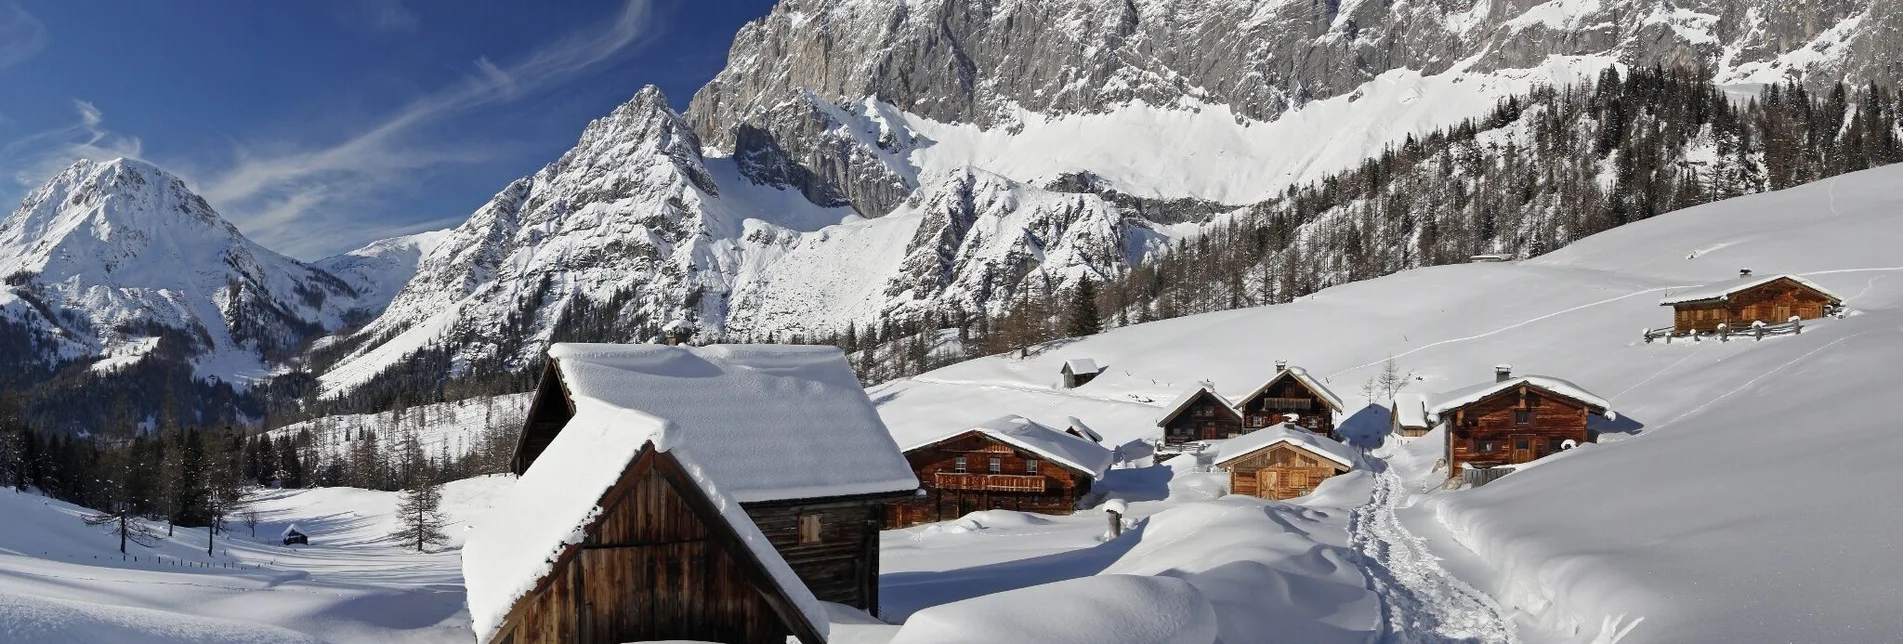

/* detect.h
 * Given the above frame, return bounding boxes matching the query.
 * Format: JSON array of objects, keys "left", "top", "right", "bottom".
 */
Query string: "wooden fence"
[{"left": 1643, "top": 316, "right": 1808, "bottom": 343}]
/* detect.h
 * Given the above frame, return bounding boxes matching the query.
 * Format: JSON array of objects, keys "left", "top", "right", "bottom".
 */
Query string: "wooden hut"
[
  {"left": 887, "top": 415, "right": 1114, "bottom": 528},
  {"left": 1155, "top": 385, "right": 1244, "bottom": 445},
  {"left": 472, "top": 343, "right": 919, "bottom": 644},
  {"left": 1061, "top": 358, "right": 1102, "bottom": 388},
  {"left": 1233, "top": 362, "right": 1345, "bottom": 438},
  {"left": 1214, "top": 424, "right": 1357, "bottom": 500},
  {"left": 281, "top": 525, "right": 308, "bottom": 546},
  {"left": 1659, "top": 271, "right": 1842, "bottom": 334},
  {"left": 1390, "top": 393, "right": 1431, "bottom": 438},
  {"left": 1430, "top": 366, "right": 1613, "bottom": 479}
]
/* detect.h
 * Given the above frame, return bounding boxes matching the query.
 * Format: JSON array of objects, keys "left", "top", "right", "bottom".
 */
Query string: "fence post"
[
  {"left": 1717, "top": 323, "right": 1729, "bottom": 341},
  {"left": 1791, "top": 316, "right": 1802, "bottom": 334}
]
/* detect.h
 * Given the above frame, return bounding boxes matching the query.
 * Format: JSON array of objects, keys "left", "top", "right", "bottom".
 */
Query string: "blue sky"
[{"left": 0, "top": 0, "right": 776, "bottom": 259}]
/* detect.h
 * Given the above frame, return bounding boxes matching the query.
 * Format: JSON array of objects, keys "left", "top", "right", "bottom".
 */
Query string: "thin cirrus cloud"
[
  {"left": 0, "top": 2, "right": 48, "bottom": 69},
  {"left": 0, "top": 100, "right": 145, "bottom": 192},
  {"left": 338, "top": 0, "right": 422, "bottom": 35}
]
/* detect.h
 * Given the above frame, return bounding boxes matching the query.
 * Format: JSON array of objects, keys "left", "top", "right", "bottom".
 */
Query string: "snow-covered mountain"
[
  {"left": 0, "top": 158, "right": 361, "bottom": 381},
  {"left": 315, "top": 0, "right": 1902, "bottom": 396},
  {"left": 312, "top": 229, "right": 452, "bottom": 319}
]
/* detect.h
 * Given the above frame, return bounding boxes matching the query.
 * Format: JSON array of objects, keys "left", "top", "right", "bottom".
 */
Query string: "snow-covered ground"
[{"left": 267, "top": 393, "right": 530, "bottom": 466}]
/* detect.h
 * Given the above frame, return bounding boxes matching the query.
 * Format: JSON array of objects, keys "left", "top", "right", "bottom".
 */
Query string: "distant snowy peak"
[
  {"left": 0, "top": 158, "right": 358, "bottom": 378},
  {"left": 313, "top": 229, "right": 453, "bottom": 316}
]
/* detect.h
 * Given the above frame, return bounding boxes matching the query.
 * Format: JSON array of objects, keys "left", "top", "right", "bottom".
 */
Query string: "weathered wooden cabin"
[
  {"left": 281, "top": 525, "right": 308, "bottom": 546},
  {"left": 472, "top": 343, "right": 919, "bottom": 644},
  {"left": 1061, "top": 358, "right": 1102, "bottom": 388},
  {"left": 1429, "top": 366, "right": 1613, "bottom": 478},
  {"left": 1156, "top": 385, "right": 1244, "bottom": 445},
  {"left": 1659, "top": 270, "right": 1842, "bottom": 334},
  {"left": 1233, "top": 362, "right": 1345, "bottom": 438},
  {"left": 1390, "top": 393, "right": 1431, "bottom": 438},
  {"left": 1214, "top": 424, "right": 1357, "bottom": 500},
  {"left": 887, "top": 415, "right": 1114, "bottom": 528}
]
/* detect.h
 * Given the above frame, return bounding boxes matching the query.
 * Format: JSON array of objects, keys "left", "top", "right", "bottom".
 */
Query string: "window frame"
[
  {"left": 988, "top": 457, "right": 1002, "bottom": 474},
  {"left": 1513, "top": 409, "right": 1532, "bottom": 425},
  {"left": 952, "top": 455, "right": 967, "bottom": 473},
  {"left": 1025, "top": 459, "right": 1039, "bottom": 475}
]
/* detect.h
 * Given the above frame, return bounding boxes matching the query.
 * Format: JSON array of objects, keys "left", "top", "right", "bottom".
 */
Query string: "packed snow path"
[{"left": 1351, "top": 465, "right": 1517, "bottom": 644}]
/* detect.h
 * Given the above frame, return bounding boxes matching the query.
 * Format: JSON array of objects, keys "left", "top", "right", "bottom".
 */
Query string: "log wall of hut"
[
  {"left": 1222, "top": 444, "right": 1350, "bottom": 500},
  {"left": 1671, "top": 279, "right": 1837, "bottom": 333},
  {"left": 490, "top": 450, "right": 820, "bottom": 644},
  {"left": 1160, "top": 392, "right": 1244, "bottom": 445},
  {"left": 1443, "top": 385, "right": 1596, "bottom": 477},
  {"left": 740, "top": 497, "right": 885, "bottom": 613},
  {"left": 886, "top": 432, "right": 1093, "bottom": 528},
  {"left": 1236, "top": 379, "right": 1338, "bottom": 438}
]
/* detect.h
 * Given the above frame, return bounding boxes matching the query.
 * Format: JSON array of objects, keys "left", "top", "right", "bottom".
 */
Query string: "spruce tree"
[
  {"left": 1067, "top": 278, "right": 1102, "bottom": 337},
  {"left": 390, "top": 480, "right": 449, "bottom": 553}
]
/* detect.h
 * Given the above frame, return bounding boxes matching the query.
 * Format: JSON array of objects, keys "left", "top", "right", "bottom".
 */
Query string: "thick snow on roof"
[
  {"left": 280, "top": 524, "right": 302, "bottom": 538},
  {"left": 1658, "top": 274, "right": 1842, "bottom": 305},
  {"left": 1214, "top": 424, "right": 1358, "bottom": 469},
  {"left": 1392, "top": 393, "right": 1430, "bottom": 428},
  {"left": 546, "top": 343, "right": 917, "bottom": 503},
  {"left": 1155, "top": 386, "right": 1238, "bottom": 426},
  {"left": 462, "top": 396, "right": 829, "bottom": 644},
  {"left": 1063, "top": 358, "right": 1099, "bottom": 374},
  {"left": 891, "top": 574, "right": 1217, "bottom": 644},
  {"left": 908, "top": 415, "right": 1114, "bottom": 479},
  {"left": 1239, "top": 366, "right": 1346, "bottom": 412},
  {"left": 1426, "top": 375, "right": 1614, "bottom": 421},
  {"left": 1065, "top": 416, "right": 1104, "bottom": 443}
]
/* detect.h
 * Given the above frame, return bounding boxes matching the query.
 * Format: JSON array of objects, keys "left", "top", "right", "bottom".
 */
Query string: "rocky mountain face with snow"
[
  {"left": 311, "top": 0, "right": 1903, "bottom": 398},
  {"left": 0, "top": 159, "right": 362, "bottom": 378},
  {"left": 312, "top": 229, "right": 451, "bottom": 320}
]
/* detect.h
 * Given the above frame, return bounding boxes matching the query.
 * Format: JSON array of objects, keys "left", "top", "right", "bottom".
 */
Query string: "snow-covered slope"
[
  {"left": 0, "top": 158, "right": 361, "bottom": 380},
  {"left": 313, "top": 229, "right": 452, "bottom": 317},
  {"left": 868, "top": 163, "right": 1903, "bottom": 642}
]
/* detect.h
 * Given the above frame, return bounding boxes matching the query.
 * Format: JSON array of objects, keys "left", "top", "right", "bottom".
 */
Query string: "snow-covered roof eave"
[
  {"left": 1238, "top": 367, "right": 1346, "bottom": 412},
  {"left": 1425, "top": 376, "right": 1614, "bottom": 421},
  {"left": 1154, "top": 386, "right": 1240, "bottom": 426},
  {"left": 1214, "top": 426, "right": 1357, "bottom": 469},
  {"left": 904, "top": 417, "right": 1114, "bottom": 479},
  {"left": 1657, "top": 274, "right": 1843, "bottom": 306}
]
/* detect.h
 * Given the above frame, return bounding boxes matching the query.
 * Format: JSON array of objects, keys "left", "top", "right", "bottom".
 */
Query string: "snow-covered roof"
[
  {"left": 1237, "top": 366, "right": 1346, "bottom": 412},
  {"left": 1154, "top": 386, "right": 1240, "bottom": 426},
  {"left": 1426, "top": 375, "right": 1614, "bottom": 421},
  {"left": 1658, "top": 274, "right": 1842, "bottom": 306},
  {"left": 543, "top": 343, "right": 917, "bottom": 503},
  {"left": 1065, "top": 416, "right": 1104, "bottom": 443},
  {"left": 1063, "top": 358, "right": 1100, "bottom": 374},
  {"left": 1213, "top": 424, "right": 1358, "bottom": 469},
  {"left": 907, "top": 415, "right": 1114, "bottom": 479},
  {"left": 1392, "top": 393, "right": 1430, "bottom": 429},
  {"left": 281, "top": 524, "right": 302, "bottom": 538},
  {"left": 463, "top": 396, "right": 829, "bottom": 644}
]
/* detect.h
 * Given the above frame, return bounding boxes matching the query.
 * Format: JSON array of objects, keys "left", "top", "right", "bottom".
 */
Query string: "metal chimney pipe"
[
  {"left": 1740, "top": 268, "right": 1753, "bottom": 279},
  {"left": 1275, "top": 360, "right": 1288, "bottom": 372},
  {"left": 1495, "top": 364, "right": 1513, "bottom": 382}
]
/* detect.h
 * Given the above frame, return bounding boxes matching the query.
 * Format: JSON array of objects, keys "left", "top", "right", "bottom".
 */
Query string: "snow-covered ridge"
[{"left": 313, "top": 228, "right": 453, "bottom": 317}]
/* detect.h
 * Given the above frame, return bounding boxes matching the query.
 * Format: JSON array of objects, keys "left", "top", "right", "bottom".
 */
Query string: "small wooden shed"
[
  {"left": 1430, "top": 367, "right": 1613, "bottom": 479},
  {"left": 1659, "top": 271, "right": 1842, "bottom": 334},
  {"left": 475, "top": 343, "right": 919, "bottom": 644},
  {"left": 888, "top": 415, "right": 1114, "bottom": 528},
  {"left": 281, "top": 525, "right": 308, "bottom": 546},
  {"left": 1061, "top": 358, "right": 1102, "bottom": 388},
  {"left": 1233, "top": 362, "right": 1346, "bottom": 438},
  {"left": 1214, "top": 425, "right": 1357, "bottom": 500},
  {"left": 1390, "top": 393, "right": 1431, "bottom": 438},
  {"left": 1155, "top": 385, "right": 1244, "bottom": 445}
]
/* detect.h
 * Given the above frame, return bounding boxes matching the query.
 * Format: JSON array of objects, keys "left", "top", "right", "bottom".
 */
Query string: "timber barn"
[
  {"left": 887, "top": 415, "right": 1114, "bottom": 528},
  {"left": 468, "top": 343, "right": 919, "bottom": 644},
  {"left": 1214, "top": 424, "right": 1357, "bottom": 500},
  {"left": 1156, "top": 385, "right": 1245, "bottom": 445},
  {"left": 1061, "top": 358, "right": 1102, "bottom": 388},
  {"left": 1391, "top": 393, "right": 1431, "bottom": 438},
  {"left": 1233, "top": 361, "right": 1345, "bottom": 439},
  {"left": 1659, "top": 270, "right": 1842, "bottom": 334},
  {"left": 1430, "top": 366, "right": 1613, "bottom": 478}
]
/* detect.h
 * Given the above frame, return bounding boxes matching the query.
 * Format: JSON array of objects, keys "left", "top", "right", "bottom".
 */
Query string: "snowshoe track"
[{"left": 1351, "top": 466, "right": 1517, "bottom": 644}]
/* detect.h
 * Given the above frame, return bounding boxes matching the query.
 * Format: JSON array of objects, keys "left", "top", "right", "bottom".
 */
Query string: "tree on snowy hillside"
[
  {"left": 390, "top": 480, "right": 449, "bottom": 552},
  {"left": 1067, "top": 278, "right": 1103, "bottom": 337}
]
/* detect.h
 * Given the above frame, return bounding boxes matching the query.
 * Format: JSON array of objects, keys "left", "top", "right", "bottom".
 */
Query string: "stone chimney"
[
  {"left": 1495, "top": 364, "right": 1513, "bottom": 383},
  {"left": 1274, "top": 360, "right": 1288, "bottom": 373},
  {"left": 1740, "top": 268, "right": 1753, "bottom": 279}
]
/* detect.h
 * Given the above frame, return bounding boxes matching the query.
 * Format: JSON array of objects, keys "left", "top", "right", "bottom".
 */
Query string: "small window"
[
  {"left": 1194, "top": 405, "right": 1212, "bottom": 418},
  {"left": 1514, "top": 438, "right": 1529, "bottom": 450},
  {"left": 1548, "top": 438, "right": 1567, "bottom": 452},
  {"left": 1025, "top": 459, "right": 1039, "bottom": 475},
  {"left": 798, "top": 514, "right": 822, "bottom": 545},
  {"left": 1513, "top": 409, "right": 1532, "bottom": 425},
  {"left": 988, "top": 457, "right": 1002, "bottom": 474},
  {"left": 953, "top": 456, "right": 967, "bottom": 472}
]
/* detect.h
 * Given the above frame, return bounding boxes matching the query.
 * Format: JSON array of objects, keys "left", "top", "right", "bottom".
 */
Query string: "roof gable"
[
  {"left": 1236, "top": 367, "right": 1346, "bottom": 412},
  {"left": 1427, "top": 375, "right": 1613, "bottom": 421},
  {"left": 1391, "top": 393, "right": 1430, "bottom": 428},
  {"left": 1659, "top": 274, "right": 1843, "bottom": 306},
  {"left": 519, "top": 343, "right": 917, "bottom": 503},
  {"left": 1214, "top": 425, "right": 1358, "bottom": 469},
  {"left": 1155, "top": 386, "right": 1242, "bottom": 426},
  {"left": 1063, "top": 358, "right": 1099, "bottom": 375},
  {"left": 906, "top": 416, "right": 1114, "bottom": 479}
]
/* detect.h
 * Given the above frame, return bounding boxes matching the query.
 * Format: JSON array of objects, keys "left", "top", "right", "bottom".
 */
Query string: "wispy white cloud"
[
  {"left": 0, "top": 2, "right": 48, "bottom": 69},
  {"left": 191, "top": 0, "right": 657, "bottom": 257},
  {"left": 335, "top": 0, "right": 420, "bottom": 35},
  {"left": 0, "top": 99, "right": 145, "bottom": 192}
]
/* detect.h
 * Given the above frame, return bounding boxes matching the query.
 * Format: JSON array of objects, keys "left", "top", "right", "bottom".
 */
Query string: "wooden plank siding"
[
  {"left": 490, "top": 449, "right": 823, "bottom": 644},
  {"left": 742, "top": 499, "right": 885, "bottom": 613},
  {"left": 1235, "top": 378, "right": 1338, "bottom": 439},
  {"left": 886, "top": 431, "right": 1095, "bottom": 528},
  {"left": 1443, "top": 384, "right": 1596, "bottom": 477},
  {"left": 1222, "top": 444, "right": 1350, "bottom": 500},
  {"left": 1670, "top": 278, "right": 1838, "bottom": 334},
  {"left": 1160, "top": 390, "right": 1245, "bottom": 445}
]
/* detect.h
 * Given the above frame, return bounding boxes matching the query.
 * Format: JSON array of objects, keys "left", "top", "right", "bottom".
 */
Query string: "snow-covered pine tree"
[{"left": 1067, "top": 278, "right": 1102, "bottom": 337}]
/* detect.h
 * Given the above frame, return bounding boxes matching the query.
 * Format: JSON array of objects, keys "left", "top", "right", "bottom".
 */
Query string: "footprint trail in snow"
[{"left": 1350, "top": 466, "right": 1517, "bottom": 644}]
